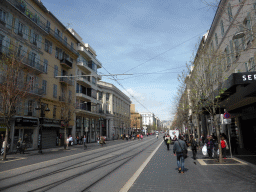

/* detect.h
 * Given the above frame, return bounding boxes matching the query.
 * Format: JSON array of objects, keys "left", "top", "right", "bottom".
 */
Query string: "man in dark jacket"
[
  {"left": 173, "top": 135, "right": 187, "bottom": 174},
  {"left": 190, "top": 135, "right": 197, "bottom": 160}
]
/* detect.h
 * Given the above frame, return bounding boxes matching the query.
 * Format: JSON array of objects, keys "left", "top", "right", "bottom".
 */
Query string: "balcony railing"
[
  {"left": 60, "top": 76, "right": 73, "bottom": 86},
  {"left": 0, "top": 44, "right": 45, "bottom": 74},
  {"left": 60, "top": 59, "right": 72, "bottom": 69},
  {"left": 6, "top": 0, "right": 48, "bottom": 33},
  {"left": 48, "top": 28, "right": 79, "bottom": 56},
  {"left": 76, "top": 104, "right": 91, "bottom": 112},
  {"left": 28, "top": 87, "right": 44, "bottom": 96}
]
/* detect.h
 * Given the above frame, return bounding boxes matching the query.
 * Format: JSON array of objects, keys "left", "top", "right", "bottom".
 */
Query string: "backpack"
[{"left": 191, "top": 139, "right": 197, "bottom": 149}]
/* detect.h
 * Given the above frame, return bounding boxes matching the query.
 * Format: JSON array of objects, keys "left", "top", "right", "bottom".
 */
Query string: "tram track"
[
  {"left": 0, "top": 138, "right": 152, "bottom": 181},
  {"left": 0, "top": 138, "right": 159, "bottom": 192}
]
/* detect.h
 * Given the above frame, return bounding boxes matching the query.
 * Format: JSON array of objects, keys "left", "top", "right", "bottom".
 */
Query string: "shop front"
[
  {"left": 220, "top": 72, "right": 256, "bottom": 152},
  {"left": 40, "top": 118, "right": 60, "bottom": 148},
  {"left": 14, "top": 117, "right": 39, "bottom": 150}
]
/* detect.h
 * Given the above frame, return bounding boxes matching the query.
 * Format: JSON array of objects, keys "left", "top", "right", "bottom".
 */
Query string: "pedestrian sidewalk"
[
  {"left": 128, "top": 142, "right": 256, "bottom": 192},
  {"left": 2, "top": 139, "right": 127, "bottom": 159}
]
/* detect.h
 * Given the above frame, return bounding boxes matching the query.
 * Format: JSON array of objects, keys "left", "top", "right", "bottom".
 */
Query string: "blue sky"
[{"left": 42, "top": 0, "right": 217, "bottom": 121}]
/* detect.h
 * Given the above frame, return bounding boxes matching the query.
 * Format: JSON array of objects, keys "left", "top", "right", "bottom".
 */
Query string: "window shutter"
[
  {"left": 24, "top": 25, "right": 29, "bottom": 40},
  {"left": 49, "top": 42, "right": 52, "bottom": 54},
  {"left": 22, "top": 46, "right": 28, "bottom": 58},
  {"left": 3, "top": 36, "right": 10, "bottom": 54},
  {"left": 44, "top": 59, "right": 48, "bottom": 73},
  {"left": 7, "top": 13, "right": 13, "bottom": 30},
  {"left": 24, "top": 100, "right": 28, "bottom": 116},
  {"left": 30, "top": 29, "right": 34, "bottom": 43},
  {"left": 32, "top": 101, "right": 36, "bottom": 116},
  {"left": 14, "top": 18, "right": 19, "bottom": 34},
  {"left": 37, "top": 35, "right": 42, "bottom": 49}
]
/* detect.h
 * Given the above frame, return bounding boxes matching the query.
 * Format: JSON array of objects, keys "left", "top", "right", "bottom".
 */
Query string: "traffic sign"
[{"left": 224, "top": 112, "right": 231, "bottom": 119}]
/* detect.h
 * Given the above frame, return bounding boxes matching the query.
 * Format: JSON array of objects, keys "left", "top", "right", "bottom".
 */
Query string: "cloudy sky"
[{"left": 42, "top": 0, "right": 217, "bottom": 121}]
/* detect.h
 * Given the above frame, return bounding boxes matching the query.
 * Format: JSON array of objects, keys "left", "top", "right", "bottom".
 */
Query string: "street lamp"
[{"left": 36, "top": 103, "right": 50, "bottom": 154}]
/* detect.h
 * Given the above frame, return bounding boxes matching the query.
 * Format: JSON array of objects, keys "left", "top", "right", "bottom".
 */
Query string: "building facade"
[
  {"left": 130, "top": 104, "right": 142, "bottom": 134},
  {"left": 179, "top": 0, "right": 256, "bottom": 152},
  {"left": 0, "top": 0, "right": 80, "bottom": 150},
  {"left": 97, "top": 81, "right": 131, "bottom": 139}
]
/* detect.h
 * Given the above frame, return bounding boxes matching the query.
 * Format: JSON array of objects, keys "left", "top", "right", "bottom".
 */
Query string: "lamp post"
[{"left": 36, "top": 103, "right": 50, "bottom": 154}]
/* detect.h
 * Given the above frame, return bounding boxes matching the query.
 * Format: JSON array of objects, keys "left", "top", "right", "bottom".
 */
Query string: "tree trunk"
[
  {"left": 64, "top": 127, "right": 67, "bottom": 149},
  {"left": 196, "top": 114, "right": 201, "bottom": 141},
  {"left": 216, "top": 123, "right": 223, "bottom": 163}
]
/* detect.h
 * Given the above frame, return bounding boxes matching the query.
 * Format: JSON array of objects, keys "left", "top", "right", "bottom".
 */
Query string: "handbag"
[
  {"left": 177, "top": 140, "right": 187, "bottom": 159},
  {"left": 202, "top": 144, "right": 207, "bottom": 156},
  {"left": 167, "top": 139, "right": 171, "bottom": 144}
]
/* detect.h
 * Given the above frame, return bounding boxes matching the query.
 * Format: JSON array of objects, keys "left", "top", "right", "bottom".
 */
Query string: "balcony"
[
  {"left": 0, "top": 17, "right": 6, "bottom": 26},
  {"left": 77, "top": 45, "right": 102, "bottom": 68},
  {"left": 5, "top": 0, "right": 48, "bottom": 34},
  {"left": 28, "top": 87, "right": 44, "bottom": 96},
  {"left": 59, "top": 76, "right": 73, "bottom": 86},
  {"left": 60, "top": 59, "right": 72, "bottom": 69},
  {"left": 59, "top": 96, "right": 65, "bottom": 102},
  {"left": 48, "top": 28, "right": 79, "bottom": 56},
  {"left": 0, "top": 44, "right": 45, "bottom": 74}
]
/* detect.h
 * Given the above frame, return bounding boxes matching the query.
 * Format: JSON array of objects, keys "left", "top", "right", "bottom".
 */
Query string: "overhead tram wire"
[
  {"left": 122, "top": 30, "right": 208, "bottom": 74},
  {"left": 100, "top": 65, "right": 153, "bottom": 114}
]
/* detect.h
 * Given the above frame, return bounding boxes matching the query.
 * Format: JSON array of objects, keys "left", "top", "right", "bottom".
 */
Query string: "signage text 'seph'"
[{"left": 242, "top": 74, "right": 256, "bottom": 81}]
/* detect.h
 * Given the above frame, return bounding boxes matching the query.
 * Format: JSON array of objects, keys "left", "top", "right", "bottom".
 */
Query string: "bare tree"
[{"left": 0, "top": 52, "right": 32, "bottom": 160}]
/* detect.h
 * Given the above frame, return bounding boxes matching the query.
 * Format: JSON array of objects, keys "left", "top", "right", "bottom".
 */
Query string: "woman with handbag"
[{"left": 165, "top": 134, "right": 171, "bottom": 150}]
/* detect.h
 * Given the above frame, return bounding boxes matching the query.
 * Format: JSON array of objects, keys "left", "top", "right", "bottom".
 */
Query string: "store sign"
[
  {"left": 242, "top": 74, "right": 256, "bottom": 81},
  {"left": 41, "top": 118, "right": 60, "bottom": 125},
  {"left": 15, "top": 117, "right": 38, "bottom": 127}
]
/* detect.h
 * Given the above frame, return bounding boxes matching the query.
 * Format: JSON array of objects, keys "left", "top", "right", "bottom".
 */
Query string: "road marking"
[{"left": 119, "top": 140, "right": 164, "bottom": 192}]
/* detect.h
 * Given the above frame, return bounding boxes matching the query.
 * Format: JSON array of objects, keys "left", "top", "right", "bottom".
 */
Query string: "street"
[
  {"left": 1, "top": 135, "right": 256, "bottom": 192},
  {"left": 0, "top": 136, "right": 161, "bottom": 192}
]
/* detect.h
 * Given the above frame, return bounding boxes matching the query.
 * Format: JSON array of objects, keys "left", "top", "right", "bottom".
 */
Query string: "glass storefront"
[{"left": 14, "top": 128, "right": 34, "bottom": 148}]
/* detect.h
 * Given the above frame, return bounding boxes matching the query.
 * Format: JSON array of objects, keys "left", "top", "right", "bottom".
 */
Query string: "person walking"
[
  {"left": 165, "top": 134, "right": 171, "bottom": 150},
  {"left": 140, "top": 134, "right": 143, "bottom": 141},
  {"left": 205, "top": 136, "right": 214, "bottom": 158},
  {"left": 190, "top": 135, "right": 197, "bottom": 160},
  {"left": 83, "top": 135, "right": 87, "bottom": 150},
  {"left": 221, "top": 136, "right": 228, "bottom": 159},
  {"left": 173, "top": 135, "right": 187, "bottom": 174}
]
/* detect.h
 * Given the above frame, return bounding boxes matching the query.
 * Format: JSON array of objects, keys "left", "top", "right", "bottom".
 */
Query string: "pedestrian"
[
  {"left": 126, "top": 134, "right": 129, "bottom": 141},
  {"left": 66, "top": 136, "right": 69, "bottom": 149},
  {"left": 173, "top": 135, "right": 187, "bottom": 174},
  {"left": 137, "top": 134, "right": 140, "bottom": 140},
  {"left": 112, "top": 133, "right": 115, "bottom": 140},
  {"left": 190, "top": 135, "right": 197, "bottom": 160},
  {"left": 205, "top": 136, "right": 214, "bottom": 158},
  {"left": 97, "top": 135, "right": 100, "bottom": 145},
  {"left": 165, "top": 134, "right": 171, "bottom": 150},
  {"left": 221, "top": 136, "right": 228, "bottom": 159},
  {"left": 83, "top": 135, "right": 87, "bottom": 149},
  {"left": 140, "top": 134, "right": 143, "bottom": 141},
  {"left": 163, "top": 133, "right": 167, "bottom": 145},
  {"left": 231, "top": 136, "right": 238, "bottom": 155}
]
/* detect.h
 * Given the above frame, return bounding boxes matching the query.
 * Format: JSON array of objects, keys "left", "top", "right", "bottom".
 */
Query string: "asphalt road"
[{"left": 0, "top": 135, "right": 162, "bottom": 192}]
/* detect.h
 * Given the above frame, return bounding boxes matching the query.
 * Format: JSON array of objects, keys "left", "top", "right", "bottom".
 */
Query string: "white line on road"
[{"left": 119, "top": 140, "right": 164, "bottom": 192}]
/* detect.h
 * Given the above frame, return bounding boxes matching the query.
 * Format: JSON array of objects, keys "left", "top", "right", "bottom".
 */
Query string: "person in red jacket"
[{"left": 221, "top": 136, "right": 227, "bottom": 159}]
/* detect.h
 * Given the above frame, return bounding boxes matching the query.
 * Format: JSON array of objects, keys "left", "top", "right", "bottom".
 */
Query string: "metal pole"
[{"left": 228, "top": 124, "right": 232, "bottom": 158}]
